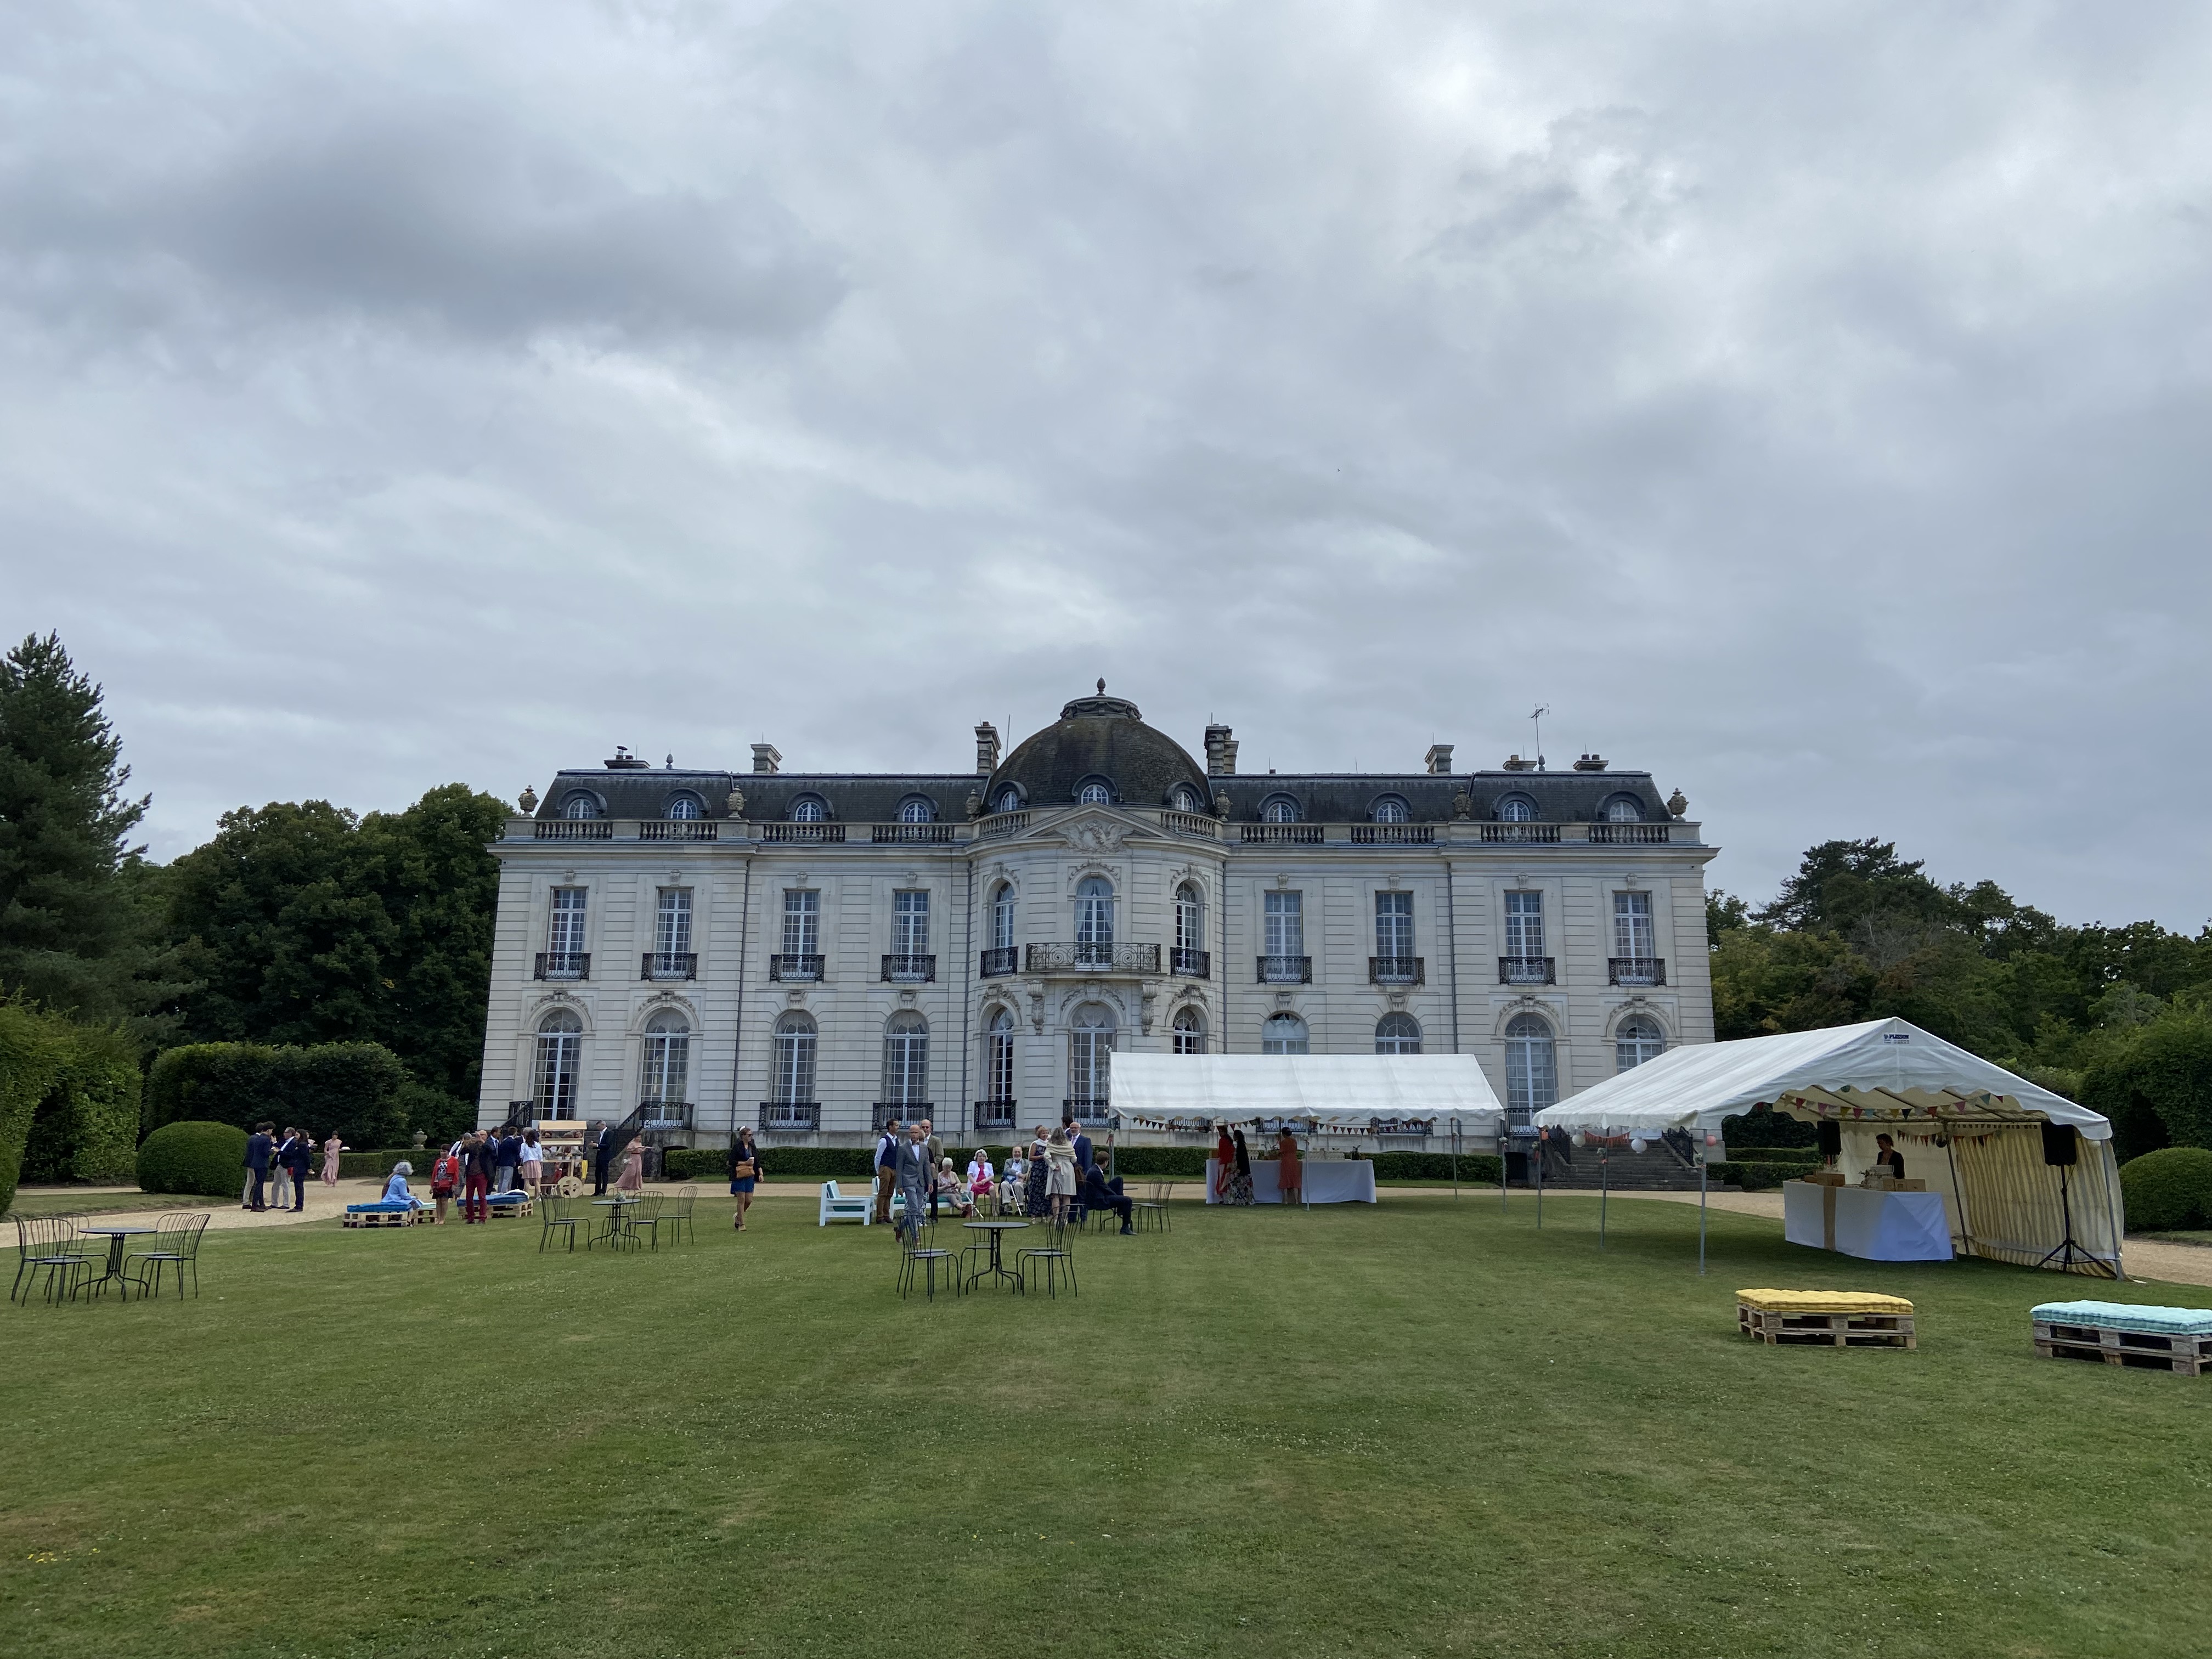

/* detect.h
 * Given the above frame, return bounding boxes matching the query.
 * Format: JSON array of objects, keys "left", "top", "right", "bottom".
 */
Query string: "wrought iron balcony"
[
  {"left": 758, "top": 1101, "right": 820, "bottom": 1131},
  {"left": 1257, "top": 954, "right": 1312, "bottom": 984},
  {"left": 1170, "top": 946, "right": 1210, "bottom": 979},
  {"left": 1370, "top": 955, "right": 1424, "bottom": 985},
  {"left": 973, "top": 1098, "right": 1018, "bottom": 1130},
  {"left": 640, "top": 952, "right": 696, "bottom": 981},
  {"left": 534, "top": 951, "right": 590, "bottom": 981},
  {"left": 1589, "top": 822, "right": 1668, "bottom": 844},
  {"left": 979, "top": 946, "right": 1020, "bottom": 979},
  {"left": 1482, "top": 822, "right": 1560, "bottom": 844},
  {"left": 871, "top": 822, "right": 956, "bottom": 844},
  {"left": 1499, "top": 956, "right": 1555, "bottom": 985},
  {"left": 1025, "top": 942, "right": 1160, "bottom": 975},
  {"left": 637, "top": 1100, "right": 693, "bottom": 1131},
  {"left": 1062, "top": 1097, "right": 1113, "bottom": 1124},
  {"left": 874, "top": 1101, "right": 933, "bottom": 1131},
  {"left": 641, "top": 820, "right": 718, "bottom": 842},
  {"left": 768, "top": 954, "right": 823, "bottom": 982},
  {"left": 882, "top": 953, "right": 936, "bottom": 983},
  {"left": 534, "top": 819, "right": 612, "bottom": 840},
  {"left": 978, "top": 811, "right": 1029, "bottom": 839},
  {"left": 1160, "top": 810, "right": 1221, "bottom": 839},
  {"left": 1352, "top": 823, "right": 1435, "bottom": 844},
  {"left": 761, "top": 822, "right": 845, "bottom": 843},
  {"left": 1241, "top": 823, "right": 1322, "bottom": 845},
  {"left": 1609, "top": 957, "right": 1667, "bottom": 987}
]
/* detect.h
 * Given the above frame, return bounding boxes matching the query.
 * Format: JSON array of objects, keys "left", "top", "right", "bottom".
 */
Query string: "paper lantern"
[
  {"left": 1704, "top": 1131, "right": 1720, "bottom": 1147},
  {"left": 1628, "top": 1136, "right": 1647, "bottom": 1154},
  {"left": 1572, "top": 1130, "right": 1588, "bottom": 1148}
]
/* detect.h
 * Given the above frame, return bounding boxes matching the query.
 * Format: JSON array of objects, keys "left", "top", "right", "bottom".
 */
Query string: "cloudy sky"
[{"left": 5, "top": 1, "right": 2207, "bottom": 927}]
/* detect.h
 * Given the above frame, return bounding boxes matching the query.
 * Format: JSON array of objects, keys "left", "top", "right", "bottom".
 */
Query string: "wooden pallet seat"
[
  {"left": 2032, "top": 1300, "right": 2212, "bottom": 1376},
  {"left": 1737, "top": 1288, "right": 1915, "bottom": 1349}
]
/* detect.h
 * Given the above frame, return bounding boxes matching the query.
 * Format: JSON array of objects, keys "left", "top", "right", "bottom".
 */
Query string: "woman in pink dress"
[
  {"left": 616, "top": 1139, "right": 645, "bottom": 1193},
  {"left": 321, "top": 1134, "right": 346, "bottom": 1186}
]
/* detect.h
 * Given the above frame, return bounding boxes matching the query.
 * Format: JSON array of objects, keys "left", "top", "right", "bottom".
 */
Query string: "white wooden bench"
[{"left": 819, "top": 1181, "right": 876, "bottom": 1226}]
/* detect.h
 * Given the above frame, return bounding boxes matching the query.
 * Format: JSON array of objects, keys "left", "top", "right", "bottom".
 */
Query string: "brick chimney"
[
  {"left": 751, "top": 742, "right": 782, "bottom": 775},
  {"left": 1204, "top": 724, "right": 1238, "bottom": 776},
  {"left": 974, "top": 721, "right": 1001, "bottom": 775},
  {"left": 1424, "top": 743, "right": 1454, "bottom": 776}
]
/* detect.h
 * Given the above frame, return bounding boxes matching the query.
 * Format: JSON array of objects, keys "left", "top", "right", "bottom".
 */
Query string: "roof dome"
[{"left": 988, "top": 685, "right": 1210, "bottom": 809}]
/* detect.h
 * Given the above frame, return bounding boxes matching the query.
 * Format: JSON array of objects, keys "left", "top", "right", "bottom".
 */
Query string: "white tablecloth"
[
  {"left": 1205, "top": 1159, "right": 1378, "bottom": 1204},
  {"left": 1784, "top": 1181, "right": 1953, "bottom": 1262}
]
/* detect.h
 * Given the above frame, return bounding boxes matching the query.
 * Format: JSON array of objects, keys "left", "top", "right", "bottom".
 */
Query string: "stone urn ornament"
[
  {"left": 725, "top": 788, "right": 747, "bottom": 819},
  {"left": 518, "top": 785, "right": 538, "bottom": 814},
  {"left": 1666, "top": 788, "right": 1688, "bottom": 820}
]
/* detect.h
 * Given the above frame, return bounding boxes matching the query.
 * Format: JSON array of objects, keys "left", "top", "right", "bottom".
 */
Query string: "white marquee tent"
[
  {"left": 1533, "top": 1018, "right": 2123, "bottom": 1276},
  {"left": 1109, "top": 1053, "right": 1503, "bottom": 1139}
]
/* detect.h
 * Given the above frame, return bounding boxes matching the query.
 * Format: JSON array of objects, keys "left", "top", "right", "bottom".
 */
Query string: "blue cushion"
[
  {"left": 346, "top": 1201, "right": 414, "bottom": 1214},
  {"left": 2034, "top": 1300, "right": 2212, "bottom": 1336}
]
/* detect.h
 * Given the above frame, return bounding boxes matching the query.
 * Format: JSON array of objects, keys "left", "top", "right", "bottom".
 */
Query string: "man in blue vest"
[
  {"left": 244, "top": 1121, "right": 275, "bottom": 1211},
  {"left": 874, "top": 1119, "right": 902, "bottom": 1227}
]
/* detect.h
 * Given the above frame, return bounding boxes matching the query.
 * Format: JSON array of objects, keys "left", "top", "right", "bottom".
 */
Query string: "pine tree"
[{"left": 0, "top": 633, "right": 174, "bottom": 1023}]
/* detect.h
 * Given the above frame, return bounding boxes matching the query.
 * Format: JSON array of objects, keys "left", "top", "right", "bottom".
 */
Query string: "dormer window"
[
  {"left": 994, "top": 786, "right": 1023, "bottom": 814},
  {"left": 1171, "top": 786, "right": 1200, "bottom": 812},
  {"left": 791, "top": 796, "right": 827, "bottom": 823},
  {"left": 1261, "top": 795, "right": 1302, "bottom": 824},
  {"left": 1372, "top": 795, "right": 1409, "bottom": 824},
  {"left": 1077, "top": 779, "right": 1113, "bottom": 806},
  {"left": 1498, "top": 794, "right": 1537, "bottom": 822},
  {"left": 664, "top": 793, "right": 703, "bottom": 820},
  {"left": 896, "top": 796, "right": 938, "bottom": 824},
  {"left": 1602, "top": 794, "right": 1644, "bottom": 822},
  {"left": 560, "top": 793, "right": 603, "bottom": 820}
]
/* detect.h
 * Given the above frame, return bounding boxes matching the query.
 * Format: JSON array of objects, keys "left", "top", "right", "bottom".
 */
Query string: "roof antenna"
[{"left": 1530, "top": 705, "right": 1549, "bottom": 771}]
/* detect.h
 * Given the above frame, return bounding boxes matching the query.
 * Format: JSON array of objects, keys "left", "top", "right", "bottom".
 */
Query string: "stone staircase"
[{"left": 1519, "top": 1144, "right": 1736, "bottom": 1194}]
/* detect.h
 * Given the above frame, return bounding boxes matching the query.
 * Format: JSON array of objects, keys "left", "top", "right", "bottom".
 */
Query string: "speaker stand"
[{"left": 2035, "top": 1162, "right": 2115, "bottom": 1278}]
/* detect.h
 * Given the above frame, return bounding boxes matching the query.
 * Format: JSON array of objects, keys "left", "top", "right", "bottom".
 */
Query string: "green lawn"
[
  {"left": 4, "top": 1193, "right": 2209, "bottom": 1659},
  {"left": 7, "top": 1192, "right": 228, "bottom": 1220}
]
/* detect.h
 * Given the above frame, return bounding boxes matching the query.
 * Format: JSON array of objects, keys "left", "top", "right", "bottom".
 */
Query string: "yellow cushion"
[{"left": 1736, "top": 1288, "right": 1914, "bottom": 1316}]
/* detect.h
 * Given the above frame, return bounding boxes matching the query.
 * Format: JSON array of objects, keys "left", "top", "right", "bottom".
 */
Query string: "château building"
[{"left": 476, "top": 687, "right": 1717, "bottom": 1147}]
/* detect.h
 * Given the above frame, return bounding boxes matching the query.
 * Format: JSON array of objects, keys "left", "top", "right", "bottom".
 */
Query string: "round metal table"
[
  {"left": 962, "top": 1220, "right": 1029, "bottom": 1289},
  {"left": 77, "top": 1226, "right": 155, "bottom": 1300}
]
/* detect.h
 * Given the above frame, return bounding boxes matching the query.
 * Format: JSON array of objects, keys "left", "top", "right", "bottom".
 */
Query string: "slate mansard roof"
[{"left": 534, "top": 693, "right": 1667, "bottom": 824}]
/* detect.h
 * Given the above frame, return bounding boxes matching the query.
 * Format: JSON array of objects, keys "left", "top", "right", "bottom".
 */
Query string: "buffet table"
[
  {"left": 1784, "top": 1179, "right": 1953, "bottom": 1262},
  {"left": 1205, "top": 1159, "right": 1378, "bottom": 1204}
]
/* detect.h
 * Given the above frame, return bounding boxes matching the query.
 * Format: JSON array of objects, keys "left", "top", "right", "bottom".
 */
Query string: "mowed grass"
[{"left": 4, "top": 1193, "right": 2210, "bottom": 1659}]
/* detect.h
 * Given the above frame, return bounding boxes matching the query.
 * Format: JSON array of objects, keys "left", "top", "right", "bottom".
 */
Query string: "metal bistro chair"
[
  {"left": 898, "top": 1226, "right": 962, "bottom": 1300},
  {"left": 633, "top": 1193, "right": 676, "bottom": 1252},
  {"left": 670, "top": 1184, "right": 698, "bottom": 1246},
  {"left": 1130, "top": 1179, "right": 1170, "bottom": 1234},
  {"left": 538, "top": 1192, "right": 579, "bottom": 1253},
  {"left": 123, "top": 1212, "right": 211, "bottom": 1300},
  {"left": 13, "top": 1214, "right": 97, "bottom": 1306},
  {"left": 1015, "top": 1218, "right": 1077, "bottom": 1299}
]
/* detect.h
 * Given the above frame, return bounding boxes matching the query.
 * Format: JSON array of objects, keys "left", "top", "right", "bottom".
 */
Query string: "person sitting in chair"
[
  {"left": 935, "top": 1156, "right": 978, "bottom": 1219},
  {"left": 1083, "top": 1159, "right": 1135, "bottom": 1234}
]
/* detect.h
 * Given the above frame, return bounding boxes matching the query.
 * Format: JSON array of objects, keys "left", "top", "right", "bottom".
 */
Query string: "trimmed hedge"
[
  {"left": 2118, "top": 1147, "right": 2212, "bottom": 1233},
  {"left": 1709, "top": 1160, "right": 1822, "bottom": 1192},
  {"left": 652, "top": 1143, "right": 1508, "bottom": 1186},
  {"left": 144, "top": 1041, "right": 408, "bottom": 1149},
  {"left": 1720, "top": 1105, "right": 1821, "bottom": 1149},
  {"left": 1726, "top": 1148, "right": 1824, "bottom": 1164},
  {"left": 138, "top": 1120, "right": 251, "bottom": 1197},
  {"left": 337, "top": 1148, "right": 431, "bottom": 1181},
  {"left": 19, "top": 1023, "right": 141, "bottom": 1187},
  {"left": 0, "top": 1005, "right": 68, "bottom": 1215}
]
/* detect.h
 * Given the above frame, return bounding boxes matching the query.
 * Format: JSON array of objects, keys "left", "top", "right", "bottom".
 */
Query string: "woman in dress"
[
  {"left": 1276, "top": 1128, "right": 1302, "bottom": 1206},
  {"left": 1044, "top": 1127, "right": 1079, "bottom": 1225},
  {"left": 966, "top": 1150, "right": 995, "bottom": 1211},
  {"left": 1212, "top": 1125, "right": 1235, "bottom": 1201},
  {"left": 729, "top": 1126, "right": 760, "bottom": 1230},
  {"left": 937, "top": 1156, "right": 977, "bottom": 1219},
  {"left": 616, "top": 1137, "right": 645, "bottom": 1194},
  {"left": 1025, "top": 1130, "right": 1051, "bottom": 1217},
  {"left": 518, "top": 1129, "right": 544, "bottom": 1195},
  {"left": 321, "top": 1132, "right": 346, "bottom": 1187},
  {"left": 383, "top": 1160, "right": 426, "bottom": 1212},
  {"left": 1226, "top": 1129, "right": 1256, "bottom": 1206}
]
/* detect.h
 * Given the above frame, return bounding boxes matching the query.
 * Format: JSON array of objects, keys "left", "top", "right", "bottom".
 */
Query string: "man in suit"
[
  {"left": 1065, "top": 1115, "right": 1093, "bottom": 1178},
  {"left": 280, "top": 1129, "right": 313, "bottom": 1212},
  {"left": 590, "top": 1120, "right": 612, "bottom": 1196},
  {"left": 494, "top": 1127, "right": 523, "bottom": 1193},
  {"left": 895, "top": 1122, "right": 933, "bottom": 1243},
  {"left": 244, "top": 1121, "right": 275, "bottom": 1211},
  {"left": 921, "top": 1119, "right": 944, "bottom": 1216},
  {"left": 873, "top": 1119, "right": 902, "bottom": 1226}
]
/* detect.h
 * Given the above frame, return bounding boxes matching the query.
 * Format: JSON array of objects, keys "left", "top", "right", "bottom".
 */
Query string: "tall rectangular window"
[
  {"left": 1264, "top": 890, "right": 1304, "bottom": 956},
  {"left": 654, "top": 888, "right": 692, "bottom": 956},
  {"left": 892, "top": 890, "right": 930, "bottom": 955},
  {"left": 782, "top": 889, "right": 819, "bottom": 956},
  {"left": 1504, "top": 891, "right": 1544, "bottom": 958},
  {"left": 1375, "top": 890, "right": 1413, "bottom": 957},
  {"left": 548, "top": 887, "right": 588, "bottom": 955},
  {"left": 1613, "top": 891, "right": 1654, "bottom": 959}
]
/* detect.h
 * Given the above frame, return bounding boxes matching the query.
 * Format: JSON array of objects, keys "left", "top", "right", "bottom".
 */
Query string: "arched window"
[
  {"left": 1172, "top": 786, "right": 1200, "bottom": 813},
  {"left": 1375, "top": 1013, "right": 1421, "bottom": 1054},
  {"left": 791, "top": 796, "right": 826, "bottom": 823},
  {"left": 986, "top": 1007, "right": 1016, "bottom": 1103},
  {"left": 1172, "top": 1007, "right": 1207, "bottom": 1055},
  {"left": 991, "top": 882, "right": 1017, "bottom": 952},
  {"left": 1077, "top": 779, "right": 1113, "bottom": 805},
  {"left": 1499, "top": 795, "right": 1536, "bottom": 823},
  {"left": 1505, "top": 1014, "right": 1557, "bottom": 1113},
  {"left": 1075, "top": 876, "right": 1114, "bottom": 965},
  {"left": 1616, "top": 1015, "right": 1665, "bottom": 1072},
  {"left": 1069, "top": 1003, "right": 1115, "bottom": 1102},
  {"left": 1262, "top": 795, "right": 1302, "bottom": 823},
  {"left": 1173, "top": 882, "right": 1205, "bottom": 956},
  {"left": 640, "top": 1009, "right": 690, "bottom": 1103},
  {"left": 1262, "top": 1012, "right": 1310, "bottom": 1055},
  {"left": 1372, "top": 796, "right": 1409, "bottom": 824},
  {"left": 1603, "top": 794, "right": 1644, "bottom": 823},
  {"left": 771, "top": 1013, "right": 816, "bottom": 1102},
  {"left": 560, "top": 793, "right": 602, "bottom": 820},
  {"left": 897, "top": 795, "right": 938, "bottom": 823},
  {"left": 664, "top": 794, "right": 703, "bottom": 820},
  {"left": 534, "top": 1008, "right": 582, "bottom": 1118},
  {"left": 995, "top": 786, "right": 1023, "bottom": 814},
  {"left": 881, "top": 1011, "right": 929, "bottom": 1105}
]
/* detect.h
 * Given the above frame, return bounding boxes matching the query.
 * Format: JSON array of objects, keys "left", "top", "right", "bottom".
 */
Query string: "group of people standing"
[
  {"left": 418, "top": 1125, "right": 565, "bottom": 1224},
  {"left": 1209, "top": 1126, "right": 1302, "bottom": 1206},
  {"left": 241, "top": 1124, "right": 347, "bottom": 1212},
  {"left": 871, "top": 1115, "right": 1135, "bottom": 1237}
]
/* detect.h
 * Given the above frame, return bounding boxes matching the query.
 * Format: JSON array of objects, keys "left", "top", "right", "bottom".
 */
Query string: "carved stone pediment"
[{"left": 1062, "top": 816, "right": 1127, "bottom": 855}]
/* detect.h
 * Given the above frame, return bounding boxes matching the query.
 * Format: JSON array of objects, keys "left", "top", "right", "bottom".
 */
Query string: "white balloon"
[{"left": 1629, "top": 1136, "right": 1647, "bottom": 1154}]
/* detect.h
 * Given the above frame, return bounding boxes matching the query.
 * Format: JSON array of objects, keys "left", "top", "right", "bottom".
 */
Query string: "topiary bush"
[
  {"left": 2118, "top": 1146, "right": 2212, "bottom": 1233},
  {"left": 144, "top": 1041, "right": 408, "bottom": 1148},
  {"left": 0, "top": 1004, "right": 66, "bottom": 1216},
  {"left": 138, "top": 1120, "right": 251, "bottom": 1197},
  {"left": 19, "top": 1023, "right": 142, "bottom": 1186}
]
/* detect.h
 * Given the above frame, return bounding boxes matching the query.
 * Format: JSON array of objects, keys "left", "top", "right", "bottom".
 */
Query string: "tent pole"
[
  {"left": 1599, "top": 1137, "right": 1609, "bottom": 1251},
  {"left": 1698, "top": 1154, "right": 1708, "bottom": 1276},
  {"left": 1535, "top": 1135, "right": 1543, "bottom": 1228},
  {"left": 1944, "top": 1136, "right": 1972, "bottom": 1261},
  {"left": 1451, "top": 1116, "right": 1460, "bottom": 1202}
]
